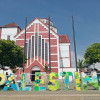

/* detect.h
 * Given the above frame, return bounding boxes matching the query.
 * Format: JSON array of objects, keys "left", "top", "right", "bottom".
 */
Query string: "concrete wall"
[
  {"left": 59, "top": 43, "right": 70, "bottom": 67},
  {"left": 1, "top": 27, "right": 17, "bottom": 41}
]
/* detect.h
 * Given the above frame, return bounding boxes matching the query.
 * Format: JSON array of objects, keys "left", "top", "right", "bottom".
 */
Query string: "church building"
[{"left": 0, "top": 18, "right": 75, "bottom": 81}]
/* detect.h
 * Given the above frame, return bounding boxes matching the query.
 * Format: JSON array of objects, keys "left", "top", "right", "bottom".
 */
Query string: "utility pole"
[
  {"left": 72, "top": 15, "right": 78, "bottom": 71},
  {"left": 23, "top": 17, "right": 27, "bottom": 73},
  {"left": 48, "top": 16, "right": 51, "bottom": 73}
]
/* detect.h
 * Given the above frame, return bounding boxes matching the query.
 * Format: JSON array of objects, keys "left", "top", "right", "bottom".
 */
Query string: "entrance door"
[
  {"left": 31, "top": 66, "right": 40, "bottom": 81},
  {"left": 31, "top": 70, "right": 40, "bottom": 81}
]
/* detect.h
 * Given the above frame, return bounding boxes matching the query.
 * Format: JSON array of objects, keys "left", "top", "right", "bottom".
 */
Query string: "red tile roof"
[
  {"left": 0, "top": 22, "right": 20, "bottom": 28},
  {"left": 59, "top": 34, "right": 70, "bottom": 43}
]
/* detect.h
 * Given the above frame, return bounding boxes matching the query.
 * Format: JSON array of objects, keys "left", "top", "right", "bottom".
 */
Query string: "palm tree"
[
  {"left": 77, "top": 59, "right": 84, "bottom": 73},
  {"left": 43, "top": 64, "right": 49, "bottom": 73}
]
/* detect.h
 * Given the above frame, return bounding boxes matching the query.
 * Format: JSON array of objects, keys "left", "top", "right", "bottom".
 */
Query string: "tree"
[
  {"left": 43, "top": 64, "right": 49, "bottom": 73},
  {"left": 77, "top": 59, "right": 84, "bottom": 72},
  {"left": 0, "top": 39, "right": 25, "bottom": 71},
  {"left": 84, "top": 43, "right": 100, "bottom": 65}
]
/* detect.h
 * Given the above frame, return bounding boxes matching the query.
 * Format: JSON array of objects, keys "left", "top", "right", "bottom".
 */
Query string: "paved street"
[{"left": 0, "top": 91, "right": 100, "bottom": 100}]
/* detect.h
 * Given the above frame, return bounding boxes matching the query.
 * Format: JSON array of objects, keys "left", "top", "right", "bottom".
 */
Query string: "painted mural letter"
[
  {"left": 75, "top": 72, "right": 81, "bottom": 91},
  {"left": 3, "top": 74, "right": 19, "bottom": 91},
  {"left": 35, "top": 72, "right": 46, "bottom": 91},
  {"left": 60, "top": 72, "right": 73, "bottom": 90},
  {"left": 82, "top": 71, "right": 99, "bottom": 90},
  {"left": 60, "top": 72, "right": 69, "bottom": 90},
  {"left": 21, "top": 73, "right": 32, "bottom": 91},
  {"left": 0, "top": 73, "right": 6, "bottom": 86},
  {"left": 48, "top": 72, "right": 59, "bottom": 91}
]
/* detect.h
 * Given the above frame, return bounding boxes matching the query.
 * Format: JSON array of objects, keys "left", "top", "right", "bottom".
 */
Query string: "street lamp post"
[
  {"left": 23, "top": 17, "right": 27, "bottom": 73},
  {"left": 48, "top": 16, "right": 51, "bottom": 73},
  {"left": 72, "top": 15, "right": 78, "bottom": 72}
]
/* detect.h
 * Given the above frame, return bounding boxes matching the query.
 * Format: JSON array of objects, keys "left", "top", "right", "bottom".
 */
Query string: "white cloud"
[{"left": 71, "top": 51, "right": 84, "bottom": 68}]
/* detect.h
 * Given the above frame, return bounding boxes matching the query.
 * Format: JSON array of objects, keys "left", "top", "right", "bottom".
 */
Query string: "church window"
[
  {"left": 35, "top": 32, "right": 38, "bottom": 56},
  {"left": 42, "top": 39, "right": 44, "bottom": 59},
  {"left": 38, "top": 36, "right": 41, "bottom": 57},
  {"left": 28, "top": 39, "right": 31, "bottom": 59},
  {"left": 32, "top": 36, "right": 34, "bottom": 57},
  {"left": 45, "top": 42, "right": 48, "bottom": 61}
]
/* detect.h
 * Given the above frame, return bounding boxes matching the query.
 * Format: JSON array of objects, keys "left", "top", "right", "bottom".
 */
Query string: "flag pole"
[
  {"left": 72, "top": 15, "right": 78, "bottom": 72},
  {"left": 23, "top": 17, "right": 27, "bottom": 73},
  {"left": 48, "top": 16, "right": 51, "bottom": 73}
]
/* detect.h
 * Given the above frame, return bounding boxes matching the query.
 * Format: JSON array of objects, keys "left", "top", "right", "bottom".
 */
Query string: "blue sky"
[{"left": 0, "top": 0, "right": 100, "bottom": 58}]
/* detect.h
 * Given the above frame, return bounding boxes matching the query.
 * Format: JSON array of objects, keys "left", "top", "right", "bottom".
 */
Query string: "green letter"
[
  {"left": 82, "top": 71, "right": 99, "bottom": 90},
  {"left": 21, "top": 73, "right": 31, "bottom": 91},
  {"left": 35, "top": 72, "right": 46, "bottom": 91},
  {"left": 75, "top": 72, "right": 81, "bottom": 91},
  {"left": 48, "top": 72, "right": 59, "bottom": 91}
]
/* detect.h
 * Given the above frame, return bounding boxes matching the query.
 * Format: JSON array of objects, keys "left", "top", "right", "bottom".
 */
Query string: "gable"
[{"left": 15, "top": 18, "right": 59, "bottom": 39}]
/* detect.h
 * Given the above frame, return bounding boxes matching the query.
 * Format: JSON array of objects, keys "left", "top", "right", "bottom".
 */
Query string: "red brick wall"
[
  {"left": 16, "top": 40, "right": 28, "bottom": 46},
  {"left": 50, "top": 39, "right": 57, "bottom": 45},
  {"left": 45, "top": 39, "right": 57, "bottom": 45},
  {"left": 39, "top": 33, "right": 56, "bottom": 38},
  {"left": 17, "top": 33, "right": 34, "bottom": 39},
  {"left": 51, "top": 47, "right": 57, "bottom": 53},
  {"left": 16, "top": 22, "right": 59, "bottom": 75},
  {"left": 27, "top": 25, "right": 34, "bottom": 32},
  {"left": 51, "top": 55, "right": 58, "bottom": 61},
  {"left": 51, "top": 62, "right": 58, "bottom": 67},
  {"left": 51, "top": 68, "right": 58, "bottom": 73},
  {"left": 39, "top": 24, "right": 48, "bottom": 31}
]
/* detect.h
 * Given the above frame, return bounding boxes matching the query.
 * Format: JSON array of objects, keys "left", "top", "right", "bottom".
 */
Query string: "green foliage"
[
  {"left": 77, "top": 59, "right": 84, "bottom": 70},
  {"left": 0, "top": 39, "right": 26, "bottom": 71},
  {"left": 43, "top": 64, "right": 49, "bottom": 73},
  {"left": 84, "top": 43, "right": 100, "bottom": 65}
]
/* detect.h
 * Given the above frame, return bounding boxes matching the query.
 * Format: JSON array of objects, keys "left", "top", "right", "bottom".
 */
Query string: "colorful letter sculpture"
[
  {"left": 21, "top": 73, "right": 32, "bottom": 91},
  {"left": 3, "top": 74, "right": 19, "bottom": 91},
  {"left": 61, "top": 72, "right": 69, "bottom": 90},
  {"left": 35, "top": 72, "right": 46, "bottom": 91},
  {"left": 67, "top": 72, "right": 73, "bottom": 76},
  {"left": 60, "top": 72, "right": 73, "bottom": 90},
  {"left": 75, "top": 72, "right": 81, "bottom": 91},
  {"left": 48, "top": 72, "right": 59, "bottom": 91},
  {"left": 0, "top": 71, "right": 100, "bottom": 91},
  {"left": 82, "top": 71, "right": 99, "bottom": 90},
  {"left": 0, "top": 73, "right": 7, "bottom": 86}
]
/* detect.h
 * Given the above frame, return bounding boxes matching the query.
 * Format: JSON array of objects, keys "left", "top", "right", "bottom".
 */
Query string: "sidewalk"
[
  {"left": 0, "top": 91, "right": 100, "bottom": 100},
  {"left": 0, "top": 94, "right": 100, "bottom": 100}
]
